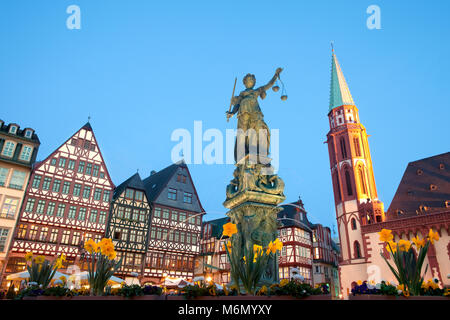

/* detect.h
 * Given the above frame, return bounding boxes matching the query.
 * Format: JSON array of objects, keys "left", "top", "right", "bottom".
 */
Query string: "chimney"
[{"left": 150, "top": 170, "right": 157, "bottom": 175}]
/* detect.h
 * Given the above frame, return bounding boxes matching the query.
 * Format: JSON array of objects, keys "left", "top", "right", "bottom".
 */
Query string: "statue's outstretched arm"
[{"left": 259, "top": 67, "right": 283, "bottom": 92}]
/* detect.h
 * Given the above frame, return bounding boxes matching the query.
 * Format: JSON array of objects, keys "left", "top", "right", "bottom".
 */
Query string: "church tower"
[{"left": 325, "top": 49, "right": 385, "bottom": 294}]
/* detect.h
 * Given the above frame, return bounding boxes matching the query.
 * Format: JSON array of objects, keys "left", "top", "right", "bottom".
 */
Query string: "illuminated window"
[{"left": 1, "top": 198, "right": 19, "bottom": 219}]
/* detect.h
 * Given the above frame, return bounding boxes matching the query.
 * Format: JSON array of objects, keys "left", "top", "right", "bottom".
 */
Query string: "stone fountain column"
[{"left": 224, "top": 154, "right": 285, "bottom": 287}]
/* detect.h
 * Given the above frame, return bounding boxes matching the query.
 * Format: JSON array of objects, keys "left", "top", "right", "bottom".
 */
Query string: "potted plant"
[
  {"left": 378, "top": 228, "right": 442, "bottom": 297},
  {"left": 222, "top": 222, "right": 283, "bottom": 295},
  {"left": 84, "top": 238, "right": 123, "bottom": 296}
]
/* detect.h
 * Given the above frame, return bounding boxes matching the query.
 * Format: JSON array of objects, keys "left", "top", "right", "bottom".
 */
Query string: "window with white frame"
[
  {"left": 9, "top": 170, "right": 26, "bottom": 190},
  {"left": 24, "top": 130, "right": 33, "bottom": 138},
  {"left": 0, "top": 167, "right": 8, "bottom": 186},
  {"left": 0, "top": 228, "right": 9, "bottom": 252},
  {"left": 2, "top": 141, "right": 15, "bottom": 157},
  {"left": 19, "top": 146, "right": 33, "bottom": 161},
  {"left": 1, "top": 197, "right": 19, "bottom": 219},
  {"left": 9, "top": 126, "right": 17, "bottom": 134}
]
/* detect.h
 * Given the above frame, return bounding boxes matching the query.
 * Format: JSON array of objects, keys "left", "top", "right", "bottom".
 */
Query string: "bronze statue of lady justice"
[{"left": 226, "top": 68, "right": 284, "bottom": 162}]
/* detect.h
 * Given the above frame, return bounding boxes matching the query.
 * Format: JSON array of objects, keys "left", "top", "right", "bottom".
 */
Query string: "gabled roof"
[
  {"left": 329, "top": 51, "right": 355, "bottom": 112},
  {"left": 113, "top": 172, "right": 146, "bottom": 200},
  {"left": 33, "top": 122, "right": 115, "bottom": 189},
  {"left": 278, "top": 200, "right": 313, "bottom": 232},
  {"left": 387, "top": 152, "right": 450, "bottom": 219},
  {"left": 142, "top": 163, "right": 180, "bottom": 202}
]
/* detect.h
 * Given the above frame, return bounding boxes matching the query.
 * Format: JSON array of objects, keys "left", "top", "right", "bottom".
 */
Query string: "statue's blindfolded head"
[{"left": 243, "top": 74, "right": 256, "bottom": 88}]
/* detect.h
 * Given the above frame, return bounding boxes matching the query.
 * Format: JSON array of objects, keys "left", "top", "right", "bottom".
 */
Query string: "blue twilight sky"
[{"left": 1, "top": 0, "right": 449, "bottom": 234}]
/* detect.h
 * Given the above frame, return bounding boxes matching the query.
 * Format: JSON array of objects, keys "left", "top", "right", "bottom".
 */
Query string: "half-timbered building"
[
  {"left": 194, "top": 217, "right": 230, "bottom": 285},
  {"left": 0, "top": 120, "right": 40, "bottom": 285},
  {"left": 309, "top": 222, "right": 341, "bottom": 298},
  {"left": 277, "top": 199, "right": 313, "bottom": 284},
  {"left": 106, "top": 173, "right": 151, "bottom": 280},
  {"left": 4, "top": 122, "right": 114, "bottom": 275},
  {"left": 142, "top": 161, "right": 205, "bottom": 284}
]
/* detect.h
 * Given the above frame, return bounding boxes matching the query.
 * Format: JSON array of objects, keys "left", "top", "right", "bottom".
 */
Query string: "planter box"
[
  {"left": 23, "top": 296, "right": 72, "bottom": 300},
  {"left": 168, "top": 294, "right": 331, "bottom": 301},
  {"left": 71, "top": 295, "right": 164, "bottom": 300},
  {"left": 22, "top": 295, "right": 163, "bottom": 300},
  {"left": 349, "top": 295, "right": 449, "bottom": 301}
]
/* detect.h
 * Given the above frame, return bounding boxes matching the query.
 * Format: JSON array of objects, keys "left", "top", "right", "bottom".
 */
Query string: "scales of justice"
[{"left": 223, "top": 67, "right": 287, "bottom": 288}]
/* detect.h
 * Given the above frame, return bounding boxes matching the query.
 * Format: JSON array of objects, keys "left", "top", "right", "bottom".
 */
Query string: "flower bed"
[
  {"left": 350, "top": 279, "right": 450, "bottom": 299},
  {"left": 349, "top": 295, "right": 449, "bottom": 301},
  {"left": 167, "top": 294, "right": 331, "bottom": 300}
]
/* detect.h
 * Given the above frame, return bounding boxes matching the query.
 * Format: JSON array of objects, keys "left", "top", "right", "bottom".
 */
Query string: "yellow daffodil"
[
  {"left": 386, "top": 240, "right": 397, "bottom": 253},
  {"left": 54, "top": 259, "right": 63, "bottom": 269},
  {"left": 397, "top": 239, "right": 412, "bottom": 252},
  {"left": 444, "top": 289, "right": 450, "bottom": 296},
  {"left": 266, "top": 241, "right": 275, "bottom": 254},
  {"left": 428, "top": 229, "right": 439, "bottom": 244},
  {"left": 357, "top": 280, "right": 363, "bottom": 285},
  {"left": 378, "top": 229, "right": 394, "bottom": 242},
  {"left": 107, "top": 250, "right": 117, "bottom": 260},
  {"left": 59, "top": 276, "right": 67, "bottom": 283},
  {"left": 412, "top": 236, "right": 426, "bottom": 249},
  {"left": 25, "top": 251, "right": 33, "bottom": 262},
  {"left": 273, "top": 238, "right": 283, "bottom": 251},
  {"left": 280, "top": 279, "right": 289, "bottom": 287},
  {"left": 257, "top": 285, "right": 268, "bottom": 296},
  {"left": 34, "top": 255, "right": 45, "bottom": 264},
  {"left": 84, "top": 239, "right": 98, "bottom": 254},
  {"left": 222, "top": 222, "right": 238, "bottom": 238},
  {"left": 253, "top": 244, "right": 263, "bottom": 257}
]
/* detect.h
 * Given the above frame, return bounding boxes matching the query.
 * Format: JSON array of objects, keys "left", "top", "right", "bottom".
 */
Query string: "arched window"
[
  {"left": 354, "top": 241, "right": 362, "bottom": 258},
  {"left": 353, "top": 137, "right": 361, "bottom": 157},
  {"left": 358, "top": 166, "right": 367, "bottom": 195},
  {"left": 340, "top": 138, "right": 347, "bottom": 159},
  {"left": 345, "top": 170, "right": 353, "bottom": 196},
  {"left": 334, "top": 174, "right": 341, "bottom": 201},
  {"left": 351, "top": 218, "right": 357, "bottom": 230}
]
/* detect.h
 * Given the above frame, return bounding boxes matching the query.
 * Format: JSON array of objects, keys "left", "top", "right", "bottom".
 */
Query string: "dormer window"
[
  {"left": 9, "top": 126, "right": 17, "bottom": 134},
  {"left": 439, "top": 163, "right": 445, "bottom": 170},
  {"left": 430, "top": 184, "right": 437, "bottom": 191},
  {"left": 444, "top": 200, "right": 450, "bottom": 208},
  {"left": 24, "top": 129, "right": 33, "bottom": 138},
  {"left": 416, "top": 169, "right": 423, "bottom": 175},
  {"left": 2, "top": 141, "right": 15, "bottom": 157},
  {"left": 419, "top": 205, "right": 428, "bottom": 212}
]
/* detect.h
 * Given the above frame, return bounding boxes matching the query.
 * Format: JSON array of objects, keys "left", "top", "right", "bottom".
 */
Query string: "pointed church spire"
[{"left": 329, "top": 49, "right": 355, "bottom": 112}]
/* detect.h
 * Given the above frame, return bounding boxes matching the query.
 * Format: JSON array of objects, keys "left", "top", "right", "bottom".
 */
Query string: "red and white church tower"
[
  {"left": 325, "top": 50, "right": 385, "bottom": 295},
  {"left": 3, "top": 122, "right": 114, "bottom": 276}
]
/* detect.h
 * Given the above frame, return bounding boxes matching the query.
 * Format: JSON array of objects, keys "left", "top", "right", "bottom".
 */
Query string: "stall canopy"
[{"left": 6, "top": 270, "right": 67, "bottom": 281}]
